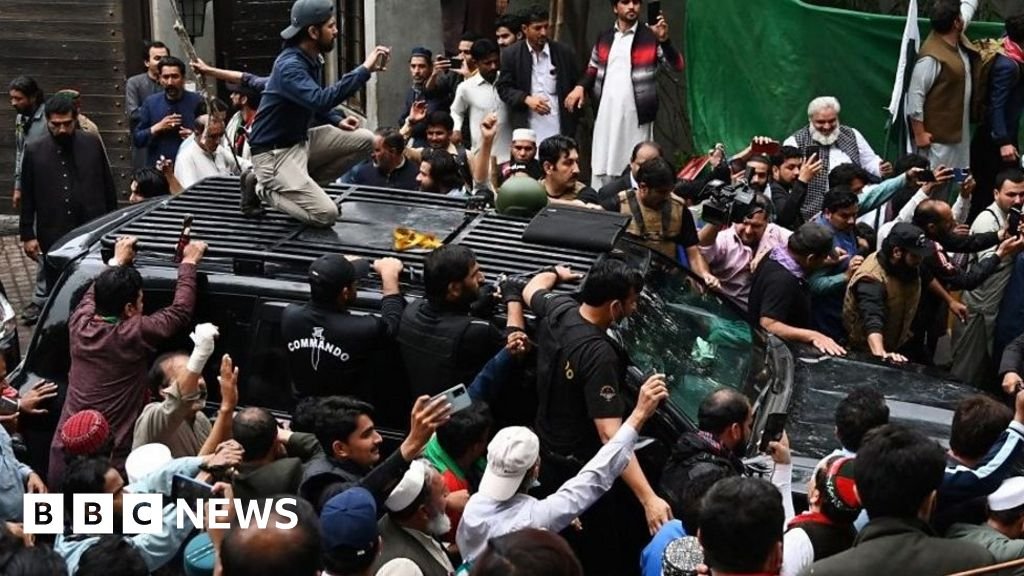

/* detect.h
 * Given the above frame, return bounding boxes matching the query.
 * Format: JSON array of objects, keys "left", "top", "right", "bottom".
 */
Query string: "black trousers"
[{"left": 537, "top": 449, "right": 648, "bottom": 576}]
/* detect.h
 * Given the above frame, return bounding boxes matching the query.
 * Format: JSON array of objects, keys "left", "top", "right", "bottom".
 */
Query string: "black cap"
[
  {"left": 309, "top": 254, "right": 370, "bottom": 291},
  {"left": 280, "top": 0, "right": 335, "bottom": 40},
  {"left": 411, "top": 47, "right": 433, "bottom": 61},
  {"left": 790, "top": 222, "right": 836, "bottom": 258},
  {"left": 886, "top": 222, "right": 934, "bottom": 257}
]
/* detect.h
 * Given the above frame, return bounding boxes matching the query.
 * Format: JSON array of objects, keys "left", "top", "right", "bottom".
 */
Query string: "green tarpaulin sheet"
[{"left": 684, "top": 0, "right": 1004, "bottom": 157}]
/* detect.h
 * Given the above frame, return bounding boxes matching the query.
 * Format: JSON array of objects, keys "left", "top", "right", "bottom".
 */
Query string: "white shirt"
[
  {"left": 783, "top": 127, "right": 883, "bottom": 178},
  {"left": 456, "top": 423, "right": 639, "bottom": 564},
  {"left": 906, "top": 0, "right": 977, "bottom": 170},
  {"left": 173, "top": 137, "right": 250, "bottom": 189},
  {"left": 591, "top": 22, "right": 652, "bottom": 182},
  {"left": 781, "top": 526, "right": 817, "bottom": 576},
  {"left": 876, "top": 189, "right": 969, "bottom": 250},
  {"left": 451, "top": 73, "right": 511, "bottom": 163},
  {"left": 528, "top": 42, "right": 561, "bottom": 144}
]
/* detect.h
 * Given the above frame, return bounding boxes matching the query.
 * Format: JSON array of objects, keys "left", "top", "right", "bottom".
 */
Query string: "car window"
[
  {"left": 145, "top": 289, "right": 259, "bottom": 407},
  {"left": 615, "top": 258, "right": 764, "bottom": 423}
]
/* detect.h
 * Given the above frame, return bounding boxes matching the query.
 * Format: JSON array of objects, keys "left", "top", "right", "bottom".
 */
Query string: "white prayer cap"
[
  {"left": 511, "top": 129, "right": 537, "bottom": 143},
  {"left": 988, "top": 476, "right": 1024, "bottom": 511},
  {"left": 126, "top": 443, "right": 173, "bottom": 485},
  {"left": 385, "top": 460, "right": 429, "bottom": 512}
]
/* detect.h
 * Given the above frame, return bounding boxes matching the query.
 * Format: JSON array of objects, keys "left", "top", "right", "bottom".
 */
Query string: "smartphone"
[
  {"left": 430, "top": 384, "right": 473, "bottom": 414},
  {"left": 803, "top": 145, "right": 820, "bottom": 160},
  {"left": 758, "top": 412, "right": 787, "bottom": 453},
  {"left": 647, "top": 0, "right": 662, "bottom": 23},
  {"left": 1010, "top": 206, "right": 1022, "bottom": 238},
  {"left": 751, "top": 140, "right": 780, "bottom": 157},
  {"left": 374, "top": 51, "right": 390, "bottom": 71},
  {"left": 917, "top": 169, "right": 937, "bottom": 183},
  {"left": 0, "top": 397, "right": 17, "bottom": 416},
  {"left": 953, "top": 168, "right": 970, "bottom": 184},
  {"left": 172, "top": 474, "right": 214, "bottom": 502},
  {"left": 173, "top": 214, "right": 194, "bottom": 264},
  {"left": 449, "top": 56, "right": 464, "bottom": 69}
]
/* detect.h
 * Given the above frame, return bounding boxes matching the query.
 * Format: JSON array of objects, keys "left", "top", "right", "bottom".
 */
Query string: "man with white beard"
[
  {"left": 785, "top": 96, "right": 891, "bottom": 221},
  {"left": 371, "top": 461, "right": 455, "bottom": 576}
]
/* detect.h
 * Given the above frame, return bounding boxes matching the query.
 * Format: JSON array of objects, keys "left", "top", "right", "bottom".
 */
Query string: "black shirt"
[
  {"left": 281, "top": 295, "right": 405, "bottom": 398},
  {"left": 748, "top": 258, "right": 811, "bottom": 329},
  {"left": 349, "top": 158, "right": 420, "bottom": 191},
  {"left": 532, "top": 290, "right": 627, "bottom": 460},
  {"left": 397, "top": 299, "right": 506, "bottom": 397}
]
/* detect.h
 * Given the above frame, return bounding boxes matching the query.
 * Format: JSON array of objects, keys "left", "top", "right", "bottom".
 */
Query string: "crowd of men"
[{"left": 10, "top": 0, "right": 1024, "bottom": 574}]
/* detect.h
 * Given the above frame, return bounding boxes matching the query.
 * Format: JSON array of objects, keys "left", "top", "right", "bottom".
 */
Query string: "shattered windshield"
[{"left": 615, "top": 259, "right": 765, "bottom": 423}]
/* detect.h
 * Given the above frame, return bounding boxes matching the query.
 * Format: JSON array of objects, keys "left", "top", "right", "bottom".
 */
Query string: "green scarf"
[{"left": 424, "top": 435, "right": 466, "bottom": 481}]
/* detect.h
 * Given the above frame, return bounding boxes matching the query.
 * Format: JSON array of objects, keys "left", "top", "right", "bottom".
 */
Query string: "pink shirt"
[{"left": 699, "top": 224, "right": 792, "bottom": 306}]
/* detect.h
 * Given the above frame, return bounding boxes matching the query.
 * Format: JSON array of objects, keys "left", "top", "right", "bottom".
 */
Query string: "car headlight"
[{"left": 0, "top": 292, "right": 15, "bottom": 344}]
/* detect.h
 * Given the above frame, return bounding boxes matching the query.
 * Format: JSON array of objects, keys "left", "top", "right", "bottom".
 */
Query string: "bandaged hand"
[{"left": 187, "top": 323, "right": 220, "bottom": 374}]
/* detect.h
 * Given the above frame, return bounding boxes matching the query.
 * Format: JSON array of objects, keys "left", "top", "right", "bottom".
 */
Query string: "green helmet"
[{"left": 496, "top": 176, "right": 548, "bottom": 217}]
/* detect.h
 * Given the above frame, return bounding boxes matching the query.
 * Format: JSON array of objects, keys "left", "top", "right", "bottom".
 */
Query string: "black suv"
[{"left": 7, "top": 176, "right": 979, "bottom": 496}]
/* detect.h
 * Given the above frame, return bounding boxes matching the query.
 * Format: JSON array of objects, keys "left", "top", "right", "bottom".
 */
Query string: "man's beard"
[
  {"left": 52, "top": 132, "right": 72, "bottom": 148},
  {"left": 810, "top": 123, "right": 840, "bottom": 146},
  {"left": 889, "top": 259, "right": 921, "bottom": 281},
  {"left": 426, "top": 510, "right": 452, "bottom": 536},
  {"left": 164, "top": 86, "right": 181, "bottom": 100},
  {"left": 733, "top": 432, "right": 750, "bottom": 456}
]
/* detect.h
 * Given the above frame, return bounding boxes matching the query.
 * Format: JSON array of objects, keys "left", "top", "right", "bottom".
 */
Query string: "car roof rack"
[{"left": 101, "top": 177, "right": 602, "bottom": 288}]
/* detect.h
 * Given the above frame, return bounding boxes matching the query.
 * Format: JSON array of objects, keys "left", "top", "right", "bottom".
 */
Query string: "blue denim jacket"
[
  {"left": 249, "top": 47, "right": 369, "bottom": 150},
  {"left": 55, "top": 456, "right": 202, "bottom": 574},
  {"left": 0, "top": 425, "right": 33, "bottom": 522}
]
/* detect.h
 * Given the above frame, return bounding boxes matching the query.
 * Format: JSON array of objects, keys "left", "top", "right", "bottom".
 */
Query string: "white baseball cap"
[
  {"left": 125, "top": 443, "right": 173, "bottom": 485},
  {"left": 989, "top": 476, "right": 1024, "bottom": 511},
  {"left": 478, "top": 427, "right": 540, "bottom": 502}
]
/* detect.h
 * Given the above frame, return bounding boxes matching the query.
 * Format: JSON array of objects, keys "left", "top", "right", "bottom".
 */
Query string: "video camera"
[{"left": 698, "top": 180, "right": 758, "bottom": 226}]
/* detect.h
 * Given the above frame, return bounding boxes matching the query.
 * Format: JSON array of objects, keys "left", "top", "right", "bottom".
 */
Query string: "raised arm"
[
  {"left": 139, "top": 242, "right": 205, "bottom": 347},
  {"left": 199, "top": 353, "right": 239, "bottom": 456}
]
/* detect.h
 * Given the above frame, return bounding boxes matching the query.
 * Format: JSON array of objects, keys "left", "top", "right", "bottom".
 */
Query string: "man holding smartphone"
[
  {"left": 248, "top": 0, "right": 389, "bottom": 227},
  {"left": 565, "top": 0, "right": 684, "bottom": 189}
]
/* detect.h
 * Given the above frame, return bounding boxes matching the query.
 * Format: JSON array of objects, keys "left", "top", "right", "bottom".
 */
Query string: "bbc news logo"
[{"left": 23, "top": 495, "right": 299, "bottom": 534}]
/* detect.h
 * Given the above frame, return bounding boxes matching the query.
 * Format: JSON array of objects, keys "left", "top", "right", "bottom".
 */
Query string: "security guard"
[
  {"left": 281, "top": 254, "right": 405, "bottom": 398},
  {"left": 602, "top": 157, "right": 721, "bottom": 289},
  {"left": 521, "top": 259, "right": 670, "bottom": 576},
  {"left": 397, "top": 245, "right": 526, "bottom": 397}
]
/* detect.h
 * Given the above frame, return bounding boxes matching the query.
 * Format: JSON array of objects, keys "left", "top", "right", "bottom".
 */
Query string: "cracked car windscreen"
[{"left": 615, "top": 261, "right": 760, "bottom": 423}]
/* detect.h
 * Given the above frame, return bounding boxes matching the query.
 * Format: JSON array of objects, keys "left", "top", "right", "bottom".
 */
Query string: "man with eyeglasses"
[
  {"left": 132, "top": 323, "right": 240, "bottom": 458},
  {"left": 18, "top": 94, "right": 116, "bottom": 325}
]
